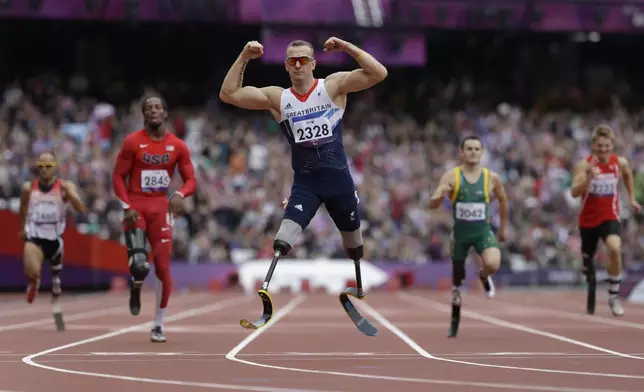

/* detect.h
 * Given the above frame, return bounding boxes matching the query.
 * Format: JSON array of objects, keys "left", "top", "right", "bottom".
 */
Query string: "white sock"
[
  {"left": 154, "top": 308, "right": 166, "bottom": 328},
  {"left": 154, "top": 276, "right": 165, "bottom": 327}
]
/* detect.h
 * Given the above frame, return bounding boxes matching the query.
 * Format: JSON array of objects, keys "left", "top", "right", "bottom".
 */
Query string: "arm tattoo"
[{"left": 237, "top": 60, "right": 248, "bottom": 89}]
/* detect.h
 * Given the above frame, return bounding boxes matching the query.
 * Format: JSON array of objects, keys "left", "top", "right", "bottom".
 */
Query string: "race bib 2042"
[{"left": 455, "top": 202, "right": 486, "bottom": 222}]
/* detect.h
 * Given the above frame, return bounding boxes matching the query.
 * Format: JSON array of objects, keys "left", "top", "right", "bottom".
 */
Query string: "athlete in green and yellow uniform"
[
  {"left": 429, "top": 135, "right": 509, "bottom": 337},
  {"left": 449, "top": 165, "right": 499, "bottom": 261}
]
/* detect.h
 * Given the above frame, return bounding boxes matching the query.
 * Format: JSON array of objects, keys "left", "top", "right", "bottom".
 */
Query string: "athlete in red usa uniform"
[
  {"left": 571, "top": 125, "right": 640, "bottom": 317},
  {"left": 112, "top": 94, "right": 196, "bottom": 342}
]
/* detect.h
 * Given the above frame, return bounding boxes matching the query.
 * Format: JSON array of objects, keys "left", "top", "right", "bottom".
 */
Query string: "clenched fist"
[
  {"left": 323, "top": 37, "right": 348, "bottom": 52},
  {"left": 241, "top": 41, "right": 264, "bottom": 60}
]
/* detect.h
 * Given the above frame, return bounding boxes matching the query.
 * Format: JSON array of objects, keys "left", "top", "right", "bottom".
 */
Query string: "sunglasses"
[{"left": 286, "top": 56, "right": 313, "bottom": 66}]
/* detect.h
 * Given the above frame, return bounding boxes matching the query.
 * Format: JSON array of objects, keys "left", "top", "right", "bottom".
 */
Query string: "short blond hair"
[
  {"left": 286, "top": 40, "right": 314, "bottom": 55},
  {"left": 591, "top": 124, "right": 615, "bottom": 143}
]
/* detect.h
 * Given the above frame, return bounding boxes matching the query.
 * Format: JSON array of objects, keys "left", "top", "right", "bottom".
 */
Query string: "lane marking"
[
  {"left": 0, "top": 293, "right": 209, "bottom": 332},
  {"left": 22, "top": 296, "right": 332, "bottom": 392},
  {"left": 400, "top": 293, "right": 644, "bottom": 361},
  {"left": 387, "top": 293, "right": 644, "bottom": 379},
  {"left": 226, "top": 296, "right": 308, "bottom": 359},
  {"left": 89, "top": 352, "right": 190, "bottom": 356},
  {"left": 226, "top": 297, "right": 628, "bottom": 391},
  {"left": 502, "top": 291, "right": 644, "bottom": 315},
  {"left": 9, "top": 351, "right": 644, "bottom": 357},
  {"left": 476, "top": 295, "right": 644, "bottom": 331},
  {"left": 0, "top": 306, "right": 124, "bottom": 332},
  {"left": 0, "top": 292, "right": 164, "bottom": 318}
]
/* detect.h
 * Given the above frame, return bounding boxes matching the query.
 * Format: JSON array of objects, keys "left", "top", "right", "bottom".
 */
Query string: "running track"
[{"left": 1, "top": 289, "right": 644, "bottom": 391}]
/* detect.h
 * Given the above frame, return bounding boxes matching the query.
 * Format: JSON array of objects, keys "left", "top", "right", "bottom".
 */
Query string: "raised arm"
[
  {"left": 322, "top": 37, "right": 388, "bottom": 96},
  {"left": 219, "top": 41, "right": 282, "bottom": 111},
  {"left": 429, "top": 171, "right": 455, "bottom": 210}
]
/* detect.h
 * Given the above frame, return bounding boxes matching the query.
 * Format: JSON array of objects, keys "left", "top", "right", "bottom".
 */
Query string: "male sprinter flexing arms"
[
  {"left": 571, "top": 124, "right": 640, "bottom": 317},
  {"left": 219, "top": 38, "right": 387, "bottom": 332},
  {"left": 429, "top": 136, "right": 508, "bottom": 337},
  {"left": 112, "top": 94, "right": 196, "bottom": 342},
  {"left": 19, "top": 151, "right": 87, "bottom": 330}
]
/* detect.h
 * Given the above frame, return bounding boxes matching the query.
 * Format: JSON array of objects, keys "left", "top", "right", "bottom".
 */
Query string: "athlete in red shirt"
[
  {"left": 571, "top": 125, "right": 640, "bottom": 317},
  {"left": 112, "top": 94, "right": 196, "bottom": 343}
]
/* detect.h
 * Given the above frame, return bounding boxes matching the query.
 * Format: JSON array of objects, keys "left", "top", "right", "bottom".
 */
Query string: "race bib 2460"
[
  {"left": 141, "top": 170, "right": 170, "bottom": 192},
  {"left": 455, "top": 202, "right": 486, "bottom": 222}
]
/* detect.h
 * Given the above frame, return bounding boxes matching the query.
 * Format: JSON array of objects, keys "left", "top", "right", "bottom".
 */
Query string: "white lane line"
[
  {"left": 226, "top": 296, "right": 628, "bottom": 391},
  {"left": 22, "top": 296, "right": 331, "bottom": 392},
  {"left": 0, "top": 293, "right": 209, "bottom": 332},
  {"left": 473, "top": 295, "right": 644, "bottom": 331},
  {"left": 399, "top": 293, "right": 644, "bottom": 361},
  {"left": 386, "top": 292, "right": 644, "bottom": 380}
]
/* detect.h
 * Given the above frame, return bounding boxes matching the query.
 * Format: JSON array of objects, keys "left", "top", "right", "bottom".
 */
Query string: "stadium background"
[{"left": 2, "top": 0, "right": 644, "bottom": 300}]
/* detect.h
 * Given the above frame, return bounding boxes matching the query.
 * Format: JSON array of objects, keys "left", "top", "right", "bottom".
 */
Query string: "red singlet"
[
  {"left": 112, "top": 129, "right": 196, "bottom": 209},
  {"left": 578, "top": 154, "right": 621, "bottom": 228}
]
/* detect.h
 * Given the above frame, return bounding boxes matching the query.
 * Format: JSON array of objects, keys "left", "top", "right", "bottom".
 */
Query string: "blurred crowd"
[{"left": 2, "top": 69, "right": 644, "bottom": 271}]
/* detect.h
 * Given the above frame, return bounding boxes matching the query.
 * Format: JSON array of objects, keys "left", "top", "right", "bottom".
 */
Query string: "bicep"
[
  {"left": 178, "top": 148, "right": 196, "bottom": 176},
  {"left": 439, "top": 171, "right": 454, "bottom": 187},
  {"left": 619, "top": 157, "right": 632, "bottom": 176},
  {"left": 329, "top": 70, "right": 380, "bottom": 94},
  {"left": 114, "top": 143, "right": 134, "bottom": 174},
  {"left": 20, "top": 183, "right": 31, "bottom": 203},
  {"left": 64, "top": 181, "right": 80, "bottom": 197},
  {"left": 433, "top": 172, "right": 452, "bottom": 197},
  {"left": 221, "top": 86, "right": 276, "bottom": 111},
  {"left": 492, "top": 176, "right": 507, "bottom": 200}
]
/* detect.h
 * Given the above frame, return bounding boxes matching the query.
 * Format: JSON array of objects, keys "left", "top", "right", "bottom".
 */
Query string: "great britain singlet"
[
  {"left": 25, "top": 179, "right": 66, "bottom": 241},
  {"left": 579, "top": 154, "right": 621, "bottom": 228},
  {"left": 278, "top": 79, "right": 349, "bottom": 175}
]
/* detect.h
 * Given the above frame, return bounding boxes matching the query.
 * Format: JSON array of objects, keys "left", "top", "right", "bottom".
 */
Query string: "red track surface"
[{"left": 1, "top": 289, "right": 644, "bottom": 391}]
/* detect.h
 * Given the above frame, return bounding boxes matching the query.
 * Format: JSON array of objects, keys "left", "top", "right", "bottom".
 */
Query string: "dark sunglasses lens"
[{"left": 288, "top": 57, "right": 310, "bottom": 65}]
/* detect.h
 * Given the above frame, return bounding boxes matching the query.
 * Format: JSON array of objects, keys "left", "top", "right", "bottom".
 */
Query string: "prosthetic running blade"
[
  {"left": 52, "top": 299, "right": 65, "bottom": 331},
  {"left": 53, "top": 312, "right": 65, "bottom": 331},
  {"left": 339, "top": 287, "right": 378, "bottom": 337},
  {"left": 448, "top": 290, "right": 461, "bottom": 338},
  {"left": 240, "top": 289, "right": 274, "bottom": 329},
  {"left": 587, "top": 280, "right": 596, "bottom": 315},
  {"left": 448, "top": 303, "right": 460, "bottom": 338}
]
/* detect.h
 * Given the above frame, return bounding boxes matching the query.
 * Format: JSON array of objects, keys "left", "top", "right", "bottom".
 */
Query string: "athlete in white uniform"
[
  {"left": 219, "top": 38, "right": 388, "bottom": 333},
  {"left": 19, "top": 152, "right": 87, "bottom": 330}
]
